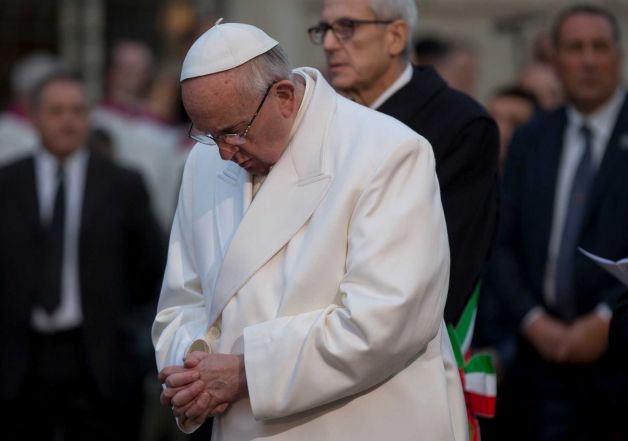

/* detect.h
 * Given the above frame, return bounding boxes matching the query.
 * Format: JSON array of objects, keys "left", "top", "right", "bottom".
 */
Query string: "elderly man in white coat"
[{"left": 153, "top": 21, "right": 467, "bottom": 441}]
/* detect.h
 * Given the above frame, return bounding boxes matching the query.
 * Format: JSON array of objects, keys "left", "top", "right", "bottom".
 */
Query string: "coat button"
[{"left": 208, "top": 326, "right": 221, "bottom": 339}]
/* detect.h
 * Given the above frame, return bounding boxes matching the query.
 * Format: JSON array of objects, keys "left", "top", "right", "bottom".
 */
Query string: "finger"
[
  {"left": 165, "top": 370, "right": 200, "bottom": 388},
  {"left": 210, "top": 402, "right": 229, "bottom": 416},
  {"left": 184, "top": 351, "right": 206, "bottom": 368},
  {"left": 158, "top": 365, "right": 188, "bottom": 383},
  {"left": 171, "top": 380, "right": 205, "bottom": 407},
  {"left": 185, "top": 391, "right": 213, "bottom": 420}
]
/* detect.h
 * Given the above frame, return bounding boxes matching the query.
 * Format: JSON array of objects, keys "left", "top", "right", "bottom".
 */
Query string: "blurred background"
[{"left": 2, "top": 0, "right": 628, "bottom": 108}]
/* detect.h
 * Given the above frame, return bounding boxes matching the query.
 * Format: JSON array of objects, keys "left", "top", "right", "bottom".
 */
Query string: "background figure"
[
  {"left": 0, "top": 72, "right": 164, "bottom": 440},
  {"left": 313, "top": 0, "right": 499, "bottom": 325},
  {"left": 487, "top": 85, "right": 538, "bottom": 171},
  {"left": 492, "top": 5, "right": 628, "bottom": 440},
  {"left": 92, "top": 40, "right": 182, "bottom": 232},
  {"left": 414, "top": 35, "right": 478, "bottom": 97},
  {"left": 518, "top": 61, "right": 564, "bottom": 111},
  {"left": 0, "top": 52, "right": 62, "bottom": 166}
]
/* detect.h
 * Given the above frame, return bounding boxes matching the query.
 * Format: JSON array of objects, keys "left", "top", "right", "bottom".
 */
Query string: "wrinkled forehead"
[{"left": 181, "top": 72, "right": 247, "bottom": 129}]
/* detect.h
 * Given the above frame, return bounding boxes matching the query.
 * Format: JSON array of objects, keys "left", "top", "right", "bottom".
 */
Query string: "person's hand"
[
  {"left": 167, "top": 351, "right": 248, "bottom": 422},
  {"left": 564, "top": 311, "right": 610, "bottom": 364},
  {"left": 159, "top": 364, "right": 200, "bottom": 408},
  {"left": 522, "top": 312, "right": 570, "bottom": 363}
]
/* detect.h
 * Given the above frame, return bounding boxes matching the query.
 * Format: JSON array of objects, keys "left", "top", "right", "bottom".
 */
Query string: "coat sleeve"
[
  {"left": 243, "top": 137, "right": 451, "bottom": 420},
  {"left": 436, "top": 116, "right": 499, "bottom": 323},
  {"left": 152, "top": 147, "right": 211, "bottom": 373}
]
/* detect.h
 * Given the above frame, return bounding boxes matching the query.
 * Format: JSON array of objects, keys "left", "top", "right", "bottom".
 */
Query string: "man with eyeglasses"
[
  {"left": 153, "top": 20, "right": 467, "bottom": 441},
  {"left": 310, "top": 0, "right": 499, "bottom": 328}
]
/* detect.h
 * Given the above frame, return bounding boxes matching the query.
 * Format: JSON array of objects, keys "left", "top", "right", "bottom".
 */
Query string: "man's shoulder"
[
  {"left": 513, "top": 107, "right": 566, "bottom": 143},
  {"left": 88, "top": 151, "right": 148, "bottom": 189},
  {"left": 385, "top": 66, "right": 492, "bottom": 130},
  {"left": 0, "top": 156, "right": 33, "bottom": 181},
  {"left": 333, "top": 94, "right": 431, "bottom": 167}
]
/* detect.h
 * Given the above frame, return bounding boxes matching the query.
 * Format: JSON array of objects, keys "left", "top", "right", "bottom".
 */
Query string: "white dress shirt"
[
  {"left": 527, "top": 87, "right": 626, "bottom": 325},
  {"left": 32, "top": 147, "right": 89, "bottom": 332}
]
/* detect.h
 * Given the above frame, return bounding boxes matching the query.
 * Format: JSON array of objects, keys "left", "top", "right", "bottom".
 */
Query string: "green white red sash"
[{"left": 446, "top": 283, "right": 496, "bottom": 441}]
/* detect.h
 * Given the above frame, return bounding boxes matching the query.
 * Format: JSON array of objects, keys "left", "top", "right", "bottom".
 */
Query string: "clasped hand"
[
  {"left": 159, "top": 351, "right": 248, "bottom": 426},
  {"left": 524, "top": 311, "right": 610, "bottom": 364}
]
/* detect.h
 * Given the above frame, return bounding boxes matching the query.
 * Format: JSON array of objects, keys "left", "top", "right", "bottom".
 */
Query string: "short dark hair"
[
  {"left": 29, "top": 71, "right": 84, "bottom": 110},
  {"left": 493, "top": 85, "right": 540, "bottom": 112},
  {"left": 414, "top": 36, "right": 452, "bottom": 64},
  {"left": 551, "top": 4, "right": 621, "bottom": 47}
]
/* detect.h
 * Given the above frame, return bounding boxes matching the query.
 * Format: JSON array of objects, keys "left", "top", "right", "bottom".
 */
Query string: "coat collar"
[
  {"left": 376, "top": 65, "right": 447, "bottom": 122},
  {"left": 208, "top": 68, "right": 335, "bottom": 325}
]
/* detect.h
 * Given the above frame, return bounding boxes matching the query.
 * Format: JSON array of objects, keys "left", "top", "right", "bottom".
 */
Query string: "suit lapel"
[
  {"left": 537, "top": 111, "right": 567, "bottom": 255},
  {"left": 208, "top": 68, "right": 334, "bottom": 325},
  {"left": 14, "top": 158, "right": 42, "bottom": 237},
  {"left": 581, "top": 96, "right": 628, "bottom": 230},
  {"left": 80, "top": 154, "right": 104, "bottom": 236}
]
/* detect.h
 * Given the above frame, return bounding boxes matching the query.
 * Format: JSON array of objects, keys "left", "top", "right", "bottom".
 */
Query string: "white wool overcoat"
[{"left": 152, "top": 67, "right": 467, "bottom": 441}]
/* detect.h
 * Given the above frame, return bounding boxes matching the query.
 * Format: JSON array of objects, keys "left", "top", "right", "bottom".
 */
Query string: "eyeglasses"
[
  {"left": 188, "top": 82, "right": 275, "bottom": 152},
  {"left": 307, "top": 18, "right": 393, "bottom": 45}
]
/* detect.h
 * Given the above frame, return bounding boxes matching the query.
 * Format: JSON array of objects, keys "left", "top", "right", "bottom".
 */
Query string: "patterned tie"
[
  {"left": 554, "top": 125, "right": 595, "bottom": 319},
  {"left": 40, "top": 165, "right": 65, "bottom": 313}
]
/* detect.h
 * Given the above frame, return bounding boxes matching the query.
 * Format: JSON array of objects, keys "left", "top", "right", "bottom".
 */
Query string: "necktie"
[
  {"left": 40, "top": 165, "right": 65, "bottom": 313},
  {"left": 554, "top": 125, "right": 595, "bottom": 319}
]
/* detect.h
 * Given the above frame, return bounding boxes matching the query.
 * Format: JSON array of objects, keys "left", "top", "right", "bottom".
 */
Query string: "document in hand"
[{"left": 579, "top": 247, "right": 628, "bottom": 288}]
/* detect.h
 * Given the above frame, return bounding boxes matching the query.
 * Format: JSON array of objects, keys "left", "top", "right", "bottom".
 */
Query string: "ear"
[
  {"left": 386, "top": 19, "right": 409, "bottom": 57},
  {"left": 274, "top": 80, "right": 297, "bottom": 118}
]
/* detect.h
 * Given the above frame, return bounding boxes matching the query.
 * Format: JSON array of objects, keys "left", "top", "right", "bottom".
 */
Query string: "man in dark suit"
[
  {"left": 0, "top": 73, "right": 164, "bottom": 440},
  {"left": 493, "top": 5, "right": 628, "bottom": 440},
  {"left": 309, "top": 0, "right": 499, "bottom": 324}
]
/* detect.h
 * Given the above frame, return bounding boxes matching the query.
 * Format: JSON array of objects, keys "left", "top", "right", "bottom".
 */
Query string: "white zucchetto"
[{"left": 180, "top": 19, "right": 279, "bottom": 82}]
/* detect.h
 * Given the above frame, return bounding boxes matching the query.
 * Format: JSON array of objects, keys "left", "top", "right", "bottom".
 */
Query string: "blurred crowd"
[{"left": 0, "top": 2, "right": 627, "bottom": 441}]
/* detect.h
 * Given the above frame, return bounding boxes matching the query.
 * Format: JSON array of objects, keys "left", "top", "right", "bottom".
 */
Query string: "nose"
[
  {"left": 218, "top": 146, "right": 237, "bottom": 161},
  {"left": 322, "top": 28, "right": 341, "bottom": 51}
]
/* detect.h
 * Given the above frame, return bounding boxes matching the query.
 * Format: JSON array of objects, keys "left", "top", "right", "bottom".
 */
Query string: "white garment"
[
  {"left": 32, "top": 147, "right": 88, "bottom": 332},
  {"left": 153, "top": 67, "right": 466, "bottom": 441},
  {"left": 91, "top": 107, "right": 182, "bottom": 231},
  {"left": 543, "top": 87, "right": 626, "bottom": 308},
  {"left": 0, "top": 111, "right": 38, "bottom": 166}
]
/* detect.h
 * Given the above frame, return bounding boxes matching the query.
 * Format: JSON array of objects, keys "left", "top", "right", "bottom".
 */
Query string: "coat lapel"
[
  {"left": 213, "top": 161, "right": 251, "bottom": 259},
  {"left": 14, "top": 157, "right": 42, "bottom": 237},
  {"left": 536, "top": 111, "right": 567, "bottom": 254},
  {"left": 581, "top": 96, "right": 628, "bottom": 229},
  {"left": 208, "top": 68, "right": 335, "bottom": 325}
]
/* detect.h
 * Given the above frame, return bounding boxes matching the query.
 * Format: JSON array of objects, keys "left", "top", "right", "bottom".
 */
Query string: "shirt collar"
[
  {"left": 566, "top": 85, "right": 626, "bottom": 139},
  {"left": 370, "top": 63, "right": 413, "bottom": 110},
  {"left": 36, "top": 145, "right": 88, "bottom": 172}
]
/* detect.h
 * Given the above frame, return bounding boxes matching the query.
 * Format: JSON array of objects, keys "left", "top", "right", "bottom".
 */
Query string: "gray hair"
[
  {"left": 236, "top": 45, "right": 293, "bottom": 99},
  {"left": 370, "top": 0, "right": 418, "bottom": 59}
]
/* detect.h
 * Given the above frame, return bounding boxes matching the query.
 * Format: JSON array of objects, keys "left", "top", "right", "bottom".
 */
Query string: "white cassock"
[{"left": 152, "top": 67, "right": 467, "bottom": 441}]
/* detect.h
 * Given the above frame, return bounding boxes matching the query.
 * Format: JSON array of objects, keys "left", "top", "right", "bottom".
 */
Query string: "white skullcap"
[{"left": 180, "top": 19, "right": 279, "bottom": 82}]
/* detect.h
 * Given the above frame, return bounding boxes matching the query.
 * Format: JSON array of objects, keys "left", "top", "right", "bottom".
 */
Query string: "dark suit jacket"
[
  {"left": 0, "top": 152, "right": 165, "bottom": 403},
  {"left": 493, "top": 98, "right": 628, "bottom": 325},
  {"left": 378, "top": 66, "right": 499, "bottom": 323}
]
